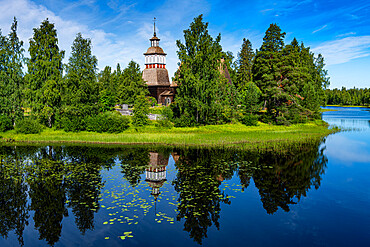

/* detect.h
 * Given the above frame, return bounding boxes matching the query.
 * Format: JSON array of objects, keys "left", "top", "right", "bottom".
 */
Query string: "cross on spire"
[{"left": 153, "top": 17, "right": 157, "bottom": 36}]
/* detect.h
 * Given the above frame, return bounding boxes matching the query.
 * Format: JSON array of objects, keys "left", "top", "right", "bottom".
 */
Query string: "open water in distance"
[{"left": 0, "top": 106, "right": 369, "bottom": 246}]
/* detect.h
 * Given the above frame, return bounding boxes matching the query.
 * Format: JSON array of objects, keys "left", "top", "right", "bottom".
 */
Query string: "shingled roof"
[
  {"left": 144, "top": 46, "right": 166, "bottom": 55},
  {"left": 142, "top": 68, "right": 170, "bottom": 86}
]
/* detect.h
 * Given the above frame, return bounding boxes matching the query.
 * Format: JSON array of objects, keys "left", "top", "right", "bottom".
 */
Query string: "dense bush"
[
  {"left": 0, "top": 115, "right": 13, "bottom": 132},
  {"left": 15, "top": 118, "right": 42, "bottom": 134},
  {"left": 86, "top": 111, "right": 130, "bottom": 133},
  {"left": 56, "top": 106, "right": 99, "bottom": 132},
  {"left": 132, "top": 95, "right": 149, "bottom": 127},
  {"left": 155, "top": 106, "right": 174, "bottom": 128},
  {"left": 240, "top": 113, "right": 258, "bottom": 126}
]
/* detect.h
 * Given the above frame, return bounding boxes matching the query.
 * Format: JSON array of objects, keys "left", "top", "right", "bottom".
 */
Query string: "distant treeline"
[
  {"left": 1, "top": 15, "right": 330, "bottom": 134},
  {"left": 326, "top": 87, "right": 370, "bottom": 106}
]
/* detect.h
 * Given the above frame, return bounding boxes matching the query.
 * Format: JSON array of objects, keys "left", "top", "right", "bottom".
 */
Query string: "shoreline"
[{"left": 0, "top": 121, "right": 338, "bottom": 151}]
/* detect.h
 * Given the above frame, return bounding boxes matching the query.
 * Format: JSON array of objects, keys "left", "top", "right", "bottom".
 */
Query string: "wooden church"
[{"left": 142, "top": 20, "right": 176, "bottom": 105}]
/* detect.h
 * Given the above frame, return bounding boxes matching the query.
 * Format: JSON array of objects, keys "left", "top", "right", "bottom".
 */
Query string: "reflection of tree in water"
[
  {"left": 27, "top": 159, "right": 68, "bottom": 246},
  {"left": 251, "top": 141, "right": 328, "bottom": 214},
  {"left": 172, "top": 148, "right": 236, "bottom": 245},
  {"left": 65, "top": 161, "right": 103, "bottom": 235},
  {"left": 0, "top": 157, "right": 29, "bottom": 246},
  {"left": 119, "top": 147, "right": 150, "bottom": 187}
]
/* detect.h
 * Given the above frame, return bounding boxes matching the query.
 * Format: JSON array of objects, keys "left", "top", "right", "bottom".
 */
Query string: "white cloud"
[
  {"left": 336, "top": 32, "right": 356, "bottom": 37},
  {"left": 0, "top": 0, "right": 152, "bottom": 73},
  {"left": 312, "top": 24, "right": 327, "bottom": 34},
  {"left": 325, "top": 134, "right": 370, "bottom": 164},
  {"left": 312, "top": 36, "right": 370, "bottom": 65}
]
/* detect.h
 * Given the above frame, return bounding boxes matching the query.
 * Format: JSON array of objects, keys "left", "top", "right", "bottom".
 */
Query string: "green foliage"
[
  {"left": 132, "top": 95, "right": 149, "bottom": 127},
  {"left": 0, "top": 114, "right": 12, "bottom": 132},
  {"left": 236, "top": 38, "right": 255, "bottom": 89},
  {"left": 174, "top": 15, "right": 236, "bottom": 126},
  {"left": 155, "top": 106, "right": 174, "bottom": 128},
  {"left": 326, "top": 87, "right": 370, "bottom": 106},
  {"left": 116, "top": 61, "right": 148, "bottom": 105},
  {"left": 63, "top": 33, "right": 98, "bottom": 108},
  {"left": 239, "top": 82, "right": 262, "bottom": 114},
  {"left": 86, "top": 111, "right": 130, "bottom": 133},
  {"left": 0, "top": 17, "right": 24, "bottom": 125},
  {"left": 99, "top": 90, "right": 115, "bottom": 112},
  {"left": 240, "top": 113, "right": 258, "bottom": 126},
  {"left": 15, "top": 118, "right": 42, "bottom": 134},
  {"left": 252, "top": 24, "right": 329, "bottom": 124},
  {"left": 26, "top": 19, "right": 64, "bottom": 127}
]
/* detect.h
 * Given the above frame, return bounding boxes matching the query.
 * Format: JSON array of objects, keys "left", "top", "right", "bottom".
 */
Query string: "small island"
[{"left": 0, "top": 16, "right": 343, "bottom": 150}]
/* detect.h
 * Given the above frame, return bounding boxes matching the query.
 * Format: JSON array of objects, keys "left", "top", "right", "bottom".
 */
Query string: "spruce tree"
[
  {"left": 132, "top": 94, "right": 149, "bottom": 126},
  {"left": 26, "top": 19, "right": 64, "bottom": 127},
  {"left": 64, "top": 33, "right": 98, "bottom": 115},
  {"left": 237, "top": 38, "right": 255, "bottom": 89},
  {"left": 117, "top": 61, "right": 148, "bottom": 105},
  {"left": 0, "top": 17, "right": 24, "bottom": 128}
]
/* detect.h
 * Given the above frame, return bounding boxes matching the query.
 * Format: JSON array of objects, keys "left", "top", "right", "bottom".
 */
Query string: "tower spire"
[{"left": 153, "top": 17, "right": 157, "bottom": 36}]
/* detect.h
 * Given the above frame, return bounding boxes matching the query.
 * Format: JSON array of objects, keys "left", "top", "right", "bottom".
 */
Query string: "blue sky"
[{"left": 0, "top": 0, "right": 369, "bottom": 89}]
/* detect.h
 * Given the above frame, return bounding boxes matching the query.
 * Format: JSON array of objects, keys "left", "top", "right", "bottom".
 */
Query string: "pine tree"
[
  {"left": 252, "top": 23, "right": 286, "bottom": 122},
  {"left": 237, "top": 38, "right": 255, "bottom": 89},
  {"left": 26, "top": 19, "right": 64, "bottom": 127}
]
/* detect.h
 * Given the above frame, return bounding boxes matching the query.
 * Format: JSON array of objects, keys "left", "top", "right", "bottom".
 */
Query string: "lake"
[{"left": 1, "top": 106, "right": 369, "bottom": 246}]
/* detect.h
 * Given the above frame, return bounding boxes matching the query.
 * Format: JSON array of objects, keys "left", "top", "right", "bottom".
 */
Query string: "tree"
[
  {"left": 61, "top": 33, "right": 99, "bottom": 130},
  {"left": 64, "top": 33, "right": 98, "bottom": 110},
  {"left": 0, "top": 17, "right": 24, "bottom": 126},
  {"left": 236, "top": 38, "right": 255, "bottom": 89},
  {"left": 26, "top": 19, "right": 64, "bottom": 127},
  {"left": 117, "top": 61, "right": 148, "bottom": 105},
  {"left": 173, "top": 15, "right": 234, "bottom": 126},
  {"left": 252, "top": 23, "right": 286, "bottom": 122},
  {"left": 132, "top": 94, "right": 149, "bottom": 127}
]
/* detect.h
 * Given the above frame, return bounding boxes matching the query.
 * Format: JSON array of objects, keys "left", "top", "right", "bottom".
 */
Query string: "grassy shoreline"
[{"left": 0, "top": 120, "right": 338, "bottom": 151}]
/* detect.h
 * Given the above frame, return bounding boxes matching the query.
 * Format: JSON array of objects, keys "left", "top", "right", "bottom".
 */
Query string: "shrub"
[
  {"left": 86, "top": 111, "right": 130, "bottom": 133},
  {"left": 15, "top": 118, "right": 42, "bottom": 134},
  {"left": 240, "top": 113, "right": 258, "bottom": 126},
  {"left": 155, "top": 106, "right": 174, "bottom": 128},
  {"left": 0, "top": 115, "right": 13, "bottom": 132},
  {"left": 132, "top": 95, "right": 149, "bottom": 127},
  {"left": 56, "top": 106, "right": 99, "bottom": 132}
]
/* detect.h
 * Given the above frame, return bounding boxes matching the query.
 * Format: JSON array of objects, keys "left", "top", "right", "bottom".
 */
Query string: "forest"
[
  {"left": 325, "top": 87, "right": 370, "bottom": 106},
  {"left": 0, "top": 15, "right": 331, "bottom": 134}
]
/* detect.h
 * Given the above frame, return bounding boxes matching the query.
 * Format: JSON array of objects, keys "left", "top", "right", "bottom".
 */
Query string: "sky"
[{"left": 0, "top": 0, "right": 369, "bottom": 89}]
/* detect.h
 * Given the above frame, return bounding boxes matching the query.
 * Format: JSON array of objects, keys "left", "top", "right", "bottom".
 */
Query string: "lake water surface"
[{"left": 1, "top": 107, "right": 369, "bottom": 246}]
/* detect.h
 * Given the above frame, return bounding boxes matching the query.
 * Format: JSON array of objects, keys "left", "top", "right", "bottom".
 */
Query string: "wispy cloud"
[
  {"left": 336, "top": 32, "right": 356, "bottom": 37},
  {"left": 312, "top": 36, "right": 370, "bottom": 65},
  {"left": 312, "top": 24, "right": 327, "bottom": 34}
]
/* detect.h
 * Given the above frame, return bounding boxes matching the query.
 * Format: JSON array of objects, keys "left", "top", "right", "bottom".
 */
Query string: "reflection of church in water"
[{"left": 145, "top": 152, "right": 169, "bottom": 201}]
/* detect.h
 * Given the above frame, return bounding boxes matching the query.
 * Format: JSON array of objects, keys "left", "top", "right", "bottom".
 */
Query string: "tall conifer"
[
  {"left": 237, "top": 38, "right": 254, "bottom": 89},
  {"left": 26, "top": 19, "right": 64, "bottom": 127},
  {"left": 64, "top": 33, "right": 98, "bottom": 112}
]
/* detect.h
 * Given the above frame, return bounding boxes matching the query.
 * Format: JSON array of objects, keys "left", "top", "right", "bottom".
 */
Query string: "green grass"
[{"left": 0, "top": 120, "right": 338, "bottom": 152}]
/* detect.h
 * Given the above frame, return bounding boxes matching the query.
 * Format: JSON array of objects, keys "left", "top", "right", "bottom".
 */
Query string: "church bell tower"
[{"left": 142, "top": 18, "right": 174, "bottom": 105}]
